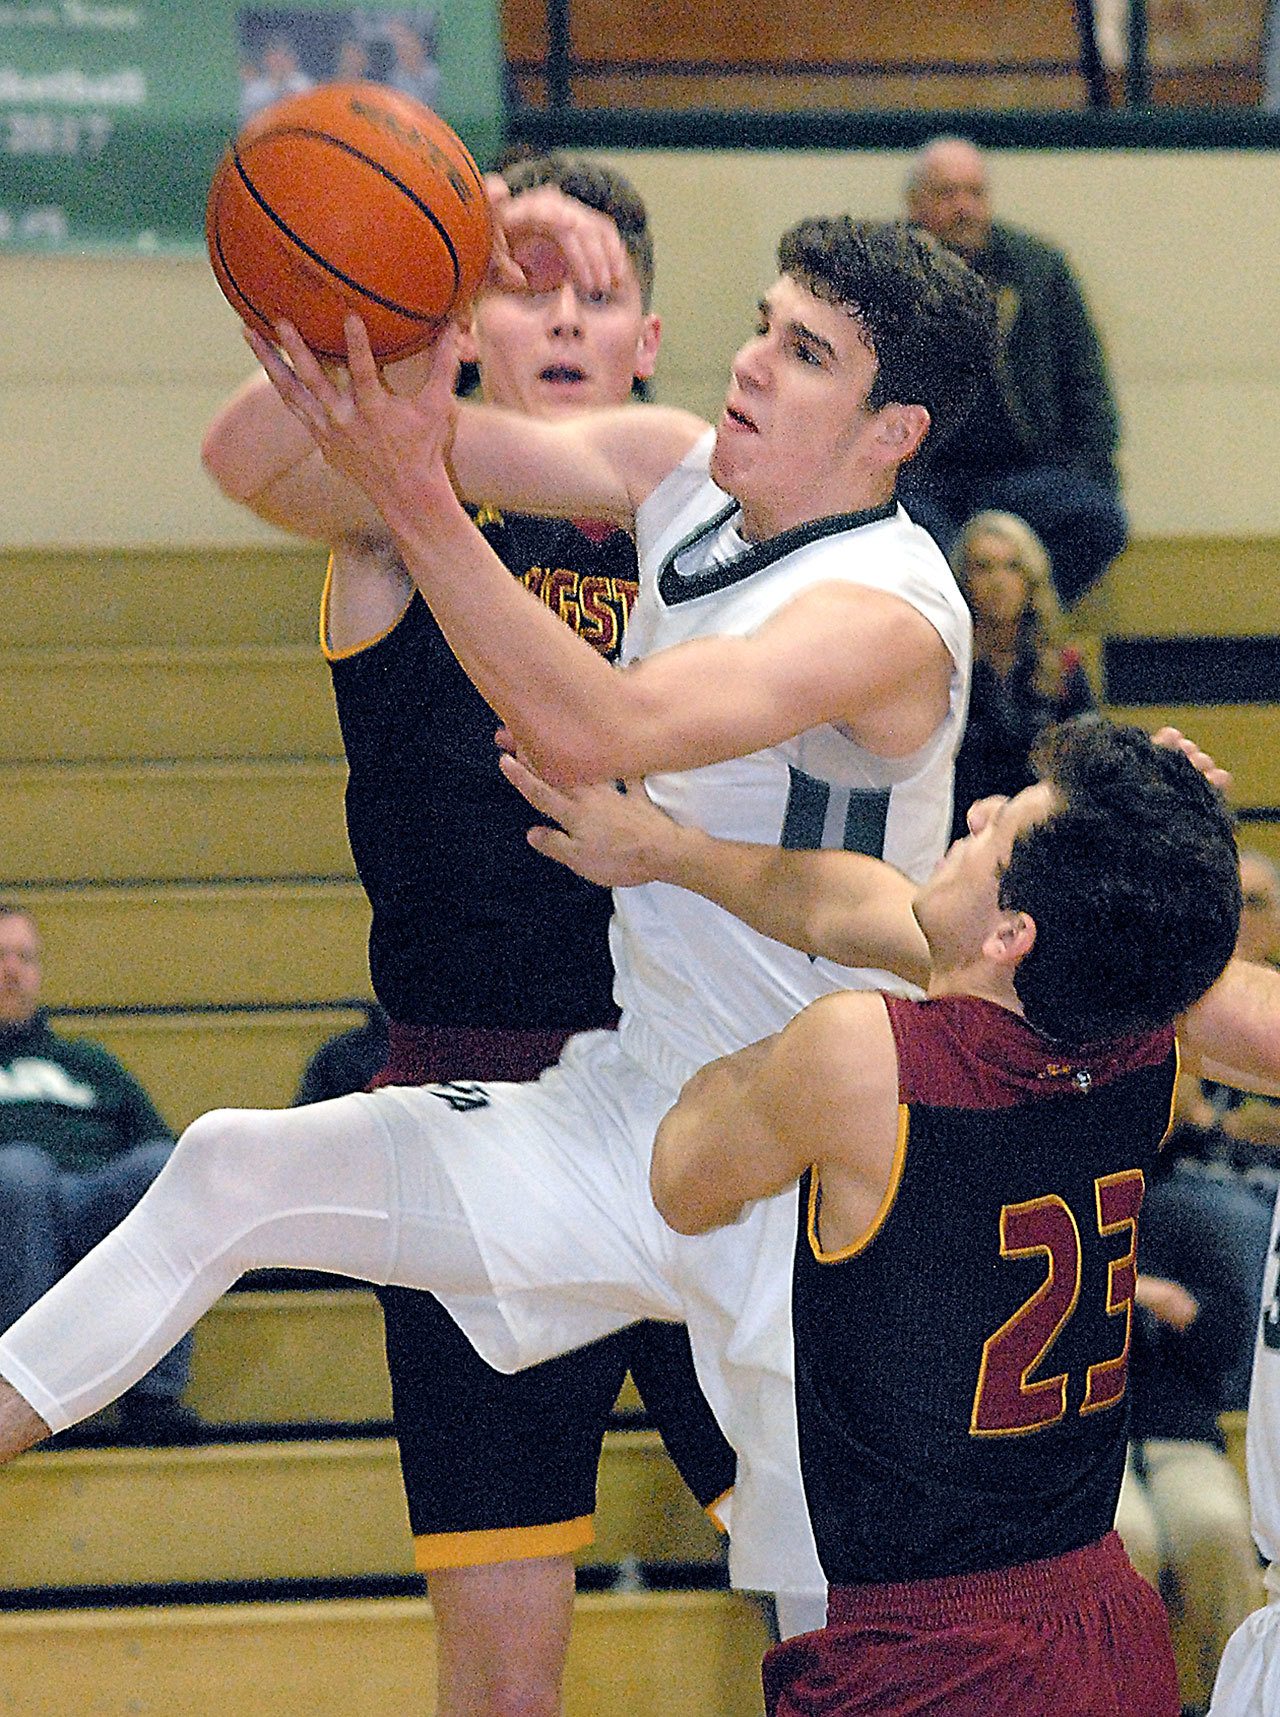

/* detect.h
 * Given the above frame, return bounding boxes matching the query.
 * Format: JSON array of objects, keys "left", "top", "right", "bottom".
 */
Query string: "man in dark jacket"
[
  {"left": 0, "top": 901, "right": 194, "bottom": 1442},
  {"left": 899, "top": 135, "right": 1127, "bottom": 605}
]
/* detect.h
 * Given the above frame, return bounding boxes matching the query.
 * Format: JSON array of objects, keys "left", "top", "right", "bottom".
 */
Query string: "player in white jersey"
[
  {"left": 1209, "top": 1188, "right": 1280, "bottom": 1715},
  {"left": 0, "top": 212, "right": 993, "bottom": 1605},
  {"left": 615, "top": 427, "right": 970, "bottom": 1086}
]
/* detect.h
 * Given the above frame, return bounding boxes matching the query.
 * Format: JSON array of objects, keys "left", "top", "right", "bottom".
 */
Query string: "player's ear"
[
  {"left": 633, "top": 312, "right": 661, "bottom": 382},
  {"left": 983, "top": 909, "right": 1037, "bottom": 969},
  {"left": 879, "top": 402, "right": 930, "bottom": 462}
]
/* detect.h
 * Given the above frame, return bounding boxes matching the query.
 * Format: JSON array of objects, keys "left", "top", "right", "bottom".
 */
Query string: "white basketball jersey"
[
  {"left": 1247, "top": 1190, "right": 1280, "bottom": 1565},
  {"left": 612, "top": 430, "right": 972, "bottom": 1086}
]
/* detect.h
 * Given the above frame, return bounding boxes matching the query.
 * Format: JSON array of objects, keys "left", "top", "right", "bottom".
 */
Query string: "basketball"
[{"left": 205, "top": 81, "right": 494, "bottom": 362}]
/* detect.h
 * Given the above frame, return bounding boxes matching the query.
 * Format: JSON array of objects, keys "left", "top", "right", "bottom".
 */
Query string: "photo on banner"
[
  {"left": 0, "top": 0, "right": 502, "bottom": 253},
  {"left": 236, "top": 8, "right": 441, "bottom": 125}
]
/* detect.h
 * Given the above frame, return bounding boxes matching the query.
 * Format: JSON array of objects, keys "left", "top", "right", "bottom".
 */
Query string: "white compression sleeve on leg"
[{"left": 0, "top": 1090, "right": 474, "bottom": 1431}]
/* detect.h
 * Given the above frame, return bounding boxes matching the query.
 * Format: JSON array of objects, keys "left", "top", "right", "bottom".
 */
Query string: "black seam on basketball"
[
  {"left": 212, "top": 221, "right": 317, "bottom": 349},
  {"left": 230, "top": 133, "right": 461, "bottom": 321}
]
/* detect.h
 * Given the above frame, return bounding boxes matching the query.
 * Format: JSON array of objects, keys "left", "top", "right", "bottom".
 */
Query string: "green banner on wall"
[{"left": 0, "top": 0, "right": 504, "bottom": 251}]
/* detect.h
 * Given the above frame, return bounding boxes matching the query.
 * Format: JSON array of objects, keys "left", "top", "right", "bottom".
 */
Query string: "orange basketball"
[{"left": 206, "top": 81, "right": 494, "bottom": 361}]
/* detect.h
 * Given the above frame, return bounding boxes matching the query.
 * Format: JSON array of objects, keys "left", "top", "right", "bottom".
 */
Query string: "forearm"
[
  {"left": 1182, "top": 959, "right": 1280, "bottom": 1096},
  {"left": 202, "top": 371, "right": 382, "bottom": 541},
  {"left": 380, "top": 472, "right": 638, "bottom": 784},
  {"left": 660, "top": 834, "right": 927, "bottom": 982}
]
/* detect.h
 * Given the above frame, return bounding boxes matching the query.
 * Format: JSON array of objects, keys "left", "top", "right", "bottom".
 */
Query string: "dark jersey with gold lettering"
[
  {"left": 331, "top": 509, "right": 637, "bottom": 1026},
  {"left": 792, "top": 992, "right": 1177, "bottom": 1585}
]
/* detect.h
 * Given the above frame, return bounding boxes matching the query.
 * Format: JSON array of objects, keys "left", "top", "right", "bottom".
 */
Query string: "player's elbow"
[
  {"left": 650, "top": 1125, "right": 720, "bottom": 1236},
  {"left": 200, "top": 423, "right": 245, "bottom": 499},
  {"left": 651, "top": 1177, "right": 714, "bottom": 1236}
]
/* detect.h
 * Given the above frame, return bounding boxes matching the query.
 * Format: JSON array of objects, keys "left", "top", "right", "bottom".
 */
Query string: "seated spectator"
[
  {"left": 1114, "top": 1143, "right": 1267, "bottom": 1714},
  {"left": 0, "top": 902, "right": 196, "bottom": 1444},
  {"left": 293, "top": 1001, "right": 388, "bottom": 1106},
  {"left": 240, "top": 34, "right": 314, "bottom": 122},
  {"left": 948, "top": 509, "right": 1097, "bottom": 841},
  {"left": 898, "top": 135, "right": 1127, "bottom": 605}
]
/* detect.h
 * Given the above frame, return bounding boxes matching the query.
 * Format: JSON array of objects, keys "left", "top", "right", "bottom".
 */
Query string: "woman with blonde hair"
[{"left": 949, "top": 509, "right": 1097, "bottom": 839}]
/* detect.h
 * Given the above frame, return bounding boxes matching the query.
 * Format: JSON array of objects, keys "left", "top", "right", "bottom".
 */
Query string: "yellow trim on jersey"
[
  {"left": 1161, "top": 1038, "right": 1182, "bottom": 1149},
  {"left": 413, "top": 1514, "right": 595, "bottom": 1571},
  {"left": 807, "top": 1102, "right": 909, "bottom": 1263},
  {"left": 319, "top": 549, "right": 413, "bottom": 662},
  {"left": 704, "top": 1487, "right": 733, "bottom": 1534}
]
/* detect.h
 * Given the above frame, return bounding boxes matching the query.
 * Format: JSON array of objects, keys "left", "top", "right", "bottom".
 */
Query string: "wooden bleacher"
[{"left": 1084, "top": 534, "right": 1280, "bottom": 861}]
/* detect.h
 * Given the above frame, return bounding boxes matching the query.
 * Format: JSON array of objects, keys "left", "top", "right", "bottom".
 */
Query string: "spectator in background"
[
  {"left": 1115, "top": 1142, "right": 1267, "bottom": 1715},
  {"left": 0, "top": 903, "right": 195, "bottom": 1444},
  {"left": 240, "top": 34, "right": 314, "bottom": 122},
  {"left": 948, "top": 509, "right": 1097, "bottom": 841},
  {"left": 900, "top": 135, "right": 1127, "bottom": 606},
  {"left": 293, "top": 1002, "right": 388, "bottom": 1106},
  {"left": 384, "top": 17, "right": 441, "bottom": 110}
]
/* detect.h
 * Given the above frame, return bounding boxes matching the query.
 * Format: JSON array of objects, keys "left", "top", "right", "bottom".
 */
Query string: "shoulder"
[
  {"left": 992, "top": 222, "right": 1077, "bottom": 287},
  {"left": 36, "top": 1028, "right": 122, "bottom": 1077},
  {"left": 775, "top": 992, "right": 898, "bottom": 1093}
]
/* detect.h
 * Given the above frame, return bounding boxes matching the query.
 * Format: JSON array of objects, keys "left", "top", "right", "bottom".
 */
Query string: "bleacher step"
[
  {"left": 1104, "top": 704, "right": 1280, "bottom": 810},
  {"left": 0, "top": 760, "right": 351, "bottom": 886},
  {"left": 0, "top": 647, "right": 341, "bottom": 766},
  {"left": 0, "top": 548, "right": 326, "bottom": 650},
  {"left": 0, "top": 1588, "right": 769, "bottom": 1717},
  {"left": 185, "top": 1289, "right": 646, "bottom": 1428},
  {"left": 186, "top": 1289, "right": 393, "bottom": 1425},
  {"left": 11, "top": 882, "right": 372, "bottom": 1011},
  {"left": 0, "top": 1428, "right": 722, "bottom": 1590}
]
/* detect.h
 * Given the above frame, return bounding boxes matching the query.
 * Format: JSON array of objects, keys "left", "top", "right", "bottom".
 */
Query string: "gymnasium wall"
[{"left": 3, "top": 144, "right": 1277, "bottom": 549}]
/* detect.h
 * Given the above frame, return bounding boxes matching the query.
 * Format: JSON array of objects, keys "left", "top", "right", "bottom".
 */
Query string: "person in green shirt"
[{"left": 0, "top": 901, "right": 195, "bottom": 1443}]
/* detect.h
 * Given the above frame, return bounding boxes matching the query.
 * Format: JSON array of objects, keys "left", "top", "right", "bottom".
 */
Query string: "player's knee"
[
  {"left": 163, "top": 1108, "right": 284, "bottom": 1224},
  {"left": 475, "top": 1677, "right": 563, "bottom": 1717}
]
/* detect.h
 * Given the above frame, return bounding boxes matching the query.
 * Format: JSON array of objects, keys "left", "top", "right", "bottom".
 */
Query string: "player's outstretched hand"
[
  {"left": 1151, "top": 726, "right": 1234, "bottom": 795},
  {"left": 484, "top": 175, "right": 626, "bottom": 300},
  {"left": 1134, "top": 1272, "right": 1200, "bottom": 1331},
  {"left": 499, "top": 753, "right": 682, "bottom": 887},
  {"left": 246, "top": 315, "right": 462, "bottom": 516}
]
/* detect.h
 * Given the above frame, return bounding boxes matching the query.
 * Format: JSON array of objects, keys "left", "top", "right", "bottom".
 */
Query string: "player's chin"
[{"left": 709, "top": 430, "right": 750, "bottom": 490}]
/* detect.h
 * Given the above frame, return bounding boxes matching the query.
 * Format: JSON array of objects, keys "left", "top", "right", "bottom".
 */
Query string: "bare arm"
[
  {"left": 1180, "top": 958, "right": 1280, "bottom": 1095},
  {"left": 651, "top": 991, "right": 900, "bottom": 1240},
  {"left": 498, "top": 756, "right": 931, "bottom": 984},
  {"left": 201, "top": 366, "right": 384, "bottom": 540},
  {"left": 257, "top": 315, "right": 951, "bottom": 784}
]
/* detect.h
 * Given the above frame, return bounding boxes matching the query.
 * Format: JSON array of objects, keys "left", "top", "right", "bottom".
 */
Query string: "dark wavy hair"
[
  {"left": 776, "top": 216, "right": 996, "bottom": 453},
  {"left": 501, "top": 152, "right": 655, "bottom": 310},
  {"left": 1000, "top": 720, "right": 1241, "bottom": 1043}
]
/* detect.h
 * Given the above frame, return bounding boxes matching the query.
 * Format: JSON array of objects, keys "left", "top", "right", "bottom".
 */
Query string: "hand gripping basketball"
[{"left": 249, "top": 313, "right": 464, "bottom": 525}]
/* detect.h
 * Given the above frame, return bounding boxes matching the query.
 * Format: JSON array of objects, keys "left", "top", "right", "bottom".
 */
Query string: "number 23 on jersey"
[{"left": 970, "top": 1169, "right": 1145, "bottom": 1437}]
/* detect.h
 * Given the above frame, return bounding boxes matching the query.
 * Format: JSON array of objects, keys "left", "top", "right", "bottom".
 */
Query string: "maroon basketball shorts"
[{"left": 762, "top": 1531, "right": 1178, "bottom": 1717}]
